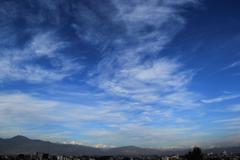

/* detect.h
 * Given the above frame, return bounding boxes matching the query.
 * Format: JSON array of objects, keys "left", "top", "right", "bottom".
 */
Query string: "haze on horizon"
[{"left": 0, "top": 0, "right": 240, "bottom": 149}]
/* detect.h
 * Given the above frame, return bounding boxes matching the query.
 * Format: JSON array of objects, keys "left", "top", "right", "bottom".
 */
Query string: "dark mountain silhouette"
[
  {"left": 0, "top": 135, "right": 103, "bottom": 155},
  {"left": 0, "top": 136, "right": 240, "bottom": 156}
]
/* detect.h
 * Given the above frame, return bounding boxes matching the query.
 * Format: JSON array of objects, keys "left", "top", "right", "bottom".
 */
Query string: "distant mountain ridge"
[{"left": 0, "top": 136, "right": 239, "bottom": 156}]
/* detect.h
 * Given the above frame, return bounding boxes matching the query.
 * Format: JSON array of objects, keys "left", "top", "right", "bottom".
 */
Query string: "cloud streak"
[
  {"left": 223, "top": 61, "right": 240, "bottom": 70},
  {"left": 201, "top": 94, "right": 240, "bottom": 104}
]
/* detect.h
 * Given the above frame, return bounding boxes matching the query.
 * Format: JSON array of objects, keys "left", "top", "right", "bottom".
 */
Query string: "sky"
[{"left": 0, "top": 0, "right": 240, "bottom": 148}]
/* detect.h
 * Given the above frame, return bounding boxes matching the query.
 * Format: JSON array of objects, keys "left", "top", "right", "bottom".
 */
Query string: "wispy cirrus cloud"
[
  {"left": 93, "top": 58, "right": 200, "bottom": 108},
  {"left": 213, "top": 117, "right": 240, "bottom": 124},
  {"left": 223, "top": 60, "right": 240, "bottom": 70},
  {"left": 89, "top": 0, "right": 201, "bottom": 108},
  {"left": 213, "top": 117, "right": 240, "bottom": 131},
  {"left": 0, "top": 32, "right": 82, "bottom": 83},
  {"left": 3, "top": 0, "right": 239, "bottom": 148},
  {"left": 201, "top": 94, "right": 240, "bottom": 104},
  {"left": 227, "top": 104, "right": 240, "bottom": 112}
]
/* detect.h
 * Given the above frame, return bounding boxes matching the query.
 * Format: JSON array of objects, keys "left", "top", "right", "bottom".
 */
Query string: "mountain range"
[{"left": 0, "top": 136, "right": 240, "bottom": 156}]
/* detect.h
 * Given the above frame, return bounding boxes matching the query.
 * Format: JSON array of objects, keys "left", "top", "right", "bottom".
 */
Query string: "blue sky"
[{"left": 0, "top": 0, "right": 240, "bottom": 148}]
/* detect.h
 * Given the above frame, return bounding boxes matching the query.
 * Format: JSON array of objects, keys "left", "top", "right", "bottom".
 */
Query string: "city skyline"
[{"left": 0, "top": 0, "right": 240, "bottom": 148}]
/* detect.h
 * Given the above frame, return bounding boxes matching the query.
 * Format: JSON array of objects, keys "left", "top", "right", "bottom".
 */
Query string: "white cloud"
[
  {"left": 89, "top": 0, "right": 201, "bottom": 109},
  {"left": 228, "top": 104, "right": 240, "bottom": 112},
  {"left": 223, "top": 61, "right": 240, "bottom": 70},
  {"left": 213, "top": 117, "right": 240, "bottom": 124},
  {"left": 1, "top": 0, "right": 227, "bottom": 148},
  {"left": 93, "top": 57, "right": 200, "bottom": 108},
  {"left": 111, "top": 0, "right": 186, "bottom": 54},
  {"left": 0, "top": 93, "right": 59, "bottom": 128},
  {"left": 2, "top": 91, "right": 238, "bottom": 148},
  {"left": 201, "top": 94, "right": 240, "bottom": 104},
  {"left": 163, "top": 0, "right": 197, "bottom": 5},
  {"left": 213, "top": 117, "right": 240, "bottom": 131},
  {"left": 0, "top": 92, "right": 205, "bottom": 147},
  {"left": 0, "top": 32, "right": 82, "bottom": 83},
  {"left": 30, "top": 32, "right": 67, "bottom": 57},
  {"left": 161, "top": 90, "right": 201, "bottom": 108},
  {"left": 0, "top": 92, "right": 129, "bottom": 127}
]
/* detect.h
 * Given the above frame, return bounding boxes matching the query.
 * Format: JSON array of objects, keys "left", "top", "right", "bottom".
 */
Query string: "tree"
[{"left": 186, "top": 146, "right": 203, "bottom": 160}]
